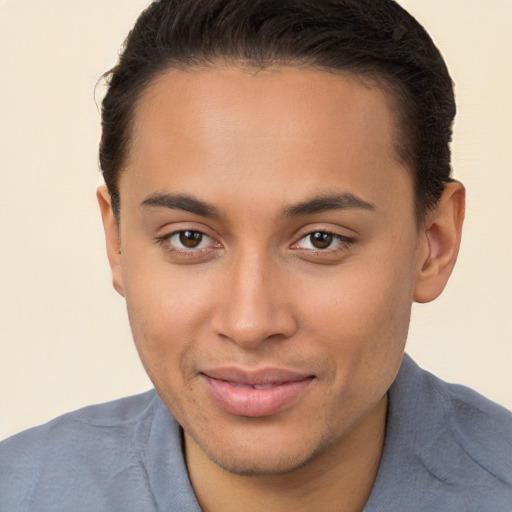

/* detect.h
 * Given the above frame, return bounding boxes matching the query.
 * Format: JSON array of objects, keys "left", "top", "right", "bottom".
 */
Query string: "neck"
[{"left": 185, "top": 395, "right": 387, "bottom": 512}]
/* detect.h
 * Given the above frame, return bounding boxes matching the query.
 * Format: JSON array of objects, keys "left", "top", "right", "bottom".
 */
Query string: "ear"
[
  {"left": 97, "top": 184, "right": 125, "bottom": 297},
  {"left": 414, "top": 181, "right": 466, "bottom": 303}
]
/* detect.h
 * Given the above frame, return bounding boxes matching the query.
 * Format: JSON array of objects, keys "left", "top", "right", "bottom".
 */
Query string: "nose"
[{"left": 211, "top": 250, "right": 298, "bottom": 349}]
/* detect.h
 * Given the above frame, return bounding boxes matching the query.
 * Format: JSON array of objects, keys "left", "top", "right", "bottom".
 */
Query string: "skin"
[{"left": 98, "top": 65, "right": 465, "bottom": 511}]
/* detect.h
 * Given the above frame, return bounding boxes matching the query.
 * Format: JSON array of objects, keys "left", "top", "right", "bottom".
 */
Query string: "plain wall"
[{"left": 1, "top": 0, "right": 511, "bottom": 440}]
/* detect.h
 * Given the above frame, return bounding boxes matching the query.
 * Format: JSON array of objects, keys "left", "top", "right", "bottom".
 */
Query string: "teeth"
[
  {"left": 231, "top": 382, "right": 253, "bottom": 389},
  {"left": 226, "top": 381, "right": 283, "bottom": 389}
]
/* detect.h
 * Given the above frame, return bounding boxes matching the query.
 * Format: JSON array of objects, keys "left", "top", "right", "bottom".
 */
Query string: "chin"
[
  {"left": 186, "top": 422, "right": 336, "bottom": 477},
  {"left": 205, "top": 446, "right": 320, "bottom": 477}
]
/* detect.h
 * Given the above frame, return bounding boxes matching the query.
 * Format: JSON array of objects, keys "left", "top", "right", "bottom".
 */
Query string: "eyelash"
[
  {"left": 292, "top": 231, "right": 355, "bottom": 254},
  {"left": 155, "top": 229, "right": 355, "bottom": 257},
  {"left": 155, "top": 229, "right": 218, "bottom": 257}
]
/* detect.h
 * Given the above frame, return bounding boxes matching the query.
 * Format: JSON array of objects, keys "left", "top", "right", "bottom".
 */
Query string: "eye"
[
  {"left": 167, "top": 230, "right": 212, "bottom": 250},
  {"left": 155, "top": 228, "right": 222, "bottom": 262},
  {"left": 295, "top": 231, "right": 353, "bottom": 251},
  {"left": 155, "top": 229, "right": 218, "bottom": 254}
]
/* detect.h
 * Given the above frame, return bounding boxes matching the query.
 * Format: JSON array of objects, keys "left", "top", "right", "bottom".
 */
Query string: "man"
[{"left": 1, "top": 1, "right": 511, "bottom": 510}]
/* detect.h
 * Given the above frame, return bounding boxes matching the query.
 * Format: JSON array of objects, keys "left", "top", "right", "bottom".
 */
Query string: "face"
[{"left": 109, "top": 66, "right": 425, "bottom": 475}]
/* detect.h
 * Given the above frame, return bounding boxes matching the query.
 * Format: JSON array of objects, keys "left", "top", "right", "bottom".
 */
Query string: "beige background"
[{"left": 0, "top": 0, "right": 511, "bottom": 440}]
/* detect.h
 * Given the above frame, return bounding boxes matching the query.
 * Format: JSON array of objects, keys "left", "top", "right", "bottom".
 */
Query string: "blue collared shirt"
[{"left": 1, "top": 355, "right": 511, "bottom": 511}]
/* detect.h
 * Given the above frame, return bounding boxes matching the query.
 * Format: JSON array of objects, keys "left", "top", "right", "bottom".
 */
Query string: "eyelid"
[
  {"left": 155, "top": 226, "right": 222, "bottom": 258},
  {"left": 289, "top": 227, "right": 356, "bottom": 258},
  {"left": 154, "top": 223, "right": 355, "bottom": 259},
  {"left": 168, "top": 229, "right": 213, "bottom": 249},
  {"left": 296, "top": 231, "right": 353, "bottom": 247},
  {"left": 292, "top": 223, "right": 355, "bottom": 242}
]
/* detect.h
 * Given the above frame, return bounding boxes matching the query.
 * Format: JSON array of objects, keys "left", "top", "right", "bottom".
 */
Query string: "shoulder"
[
  {"left": 405, "top": 356, "right": 512, "bottom": 462},
  {"left": 420, "top": 361, "right": 512, "bottom": 484},
  {"left": 371, "top": 354, "right": 512, "bottom": 511},
  {"left": 1, "top": 389, "right": 159, "bottom": 454},
  {"left": 0, "top": 390, "right": 167, "bottom": 511}
]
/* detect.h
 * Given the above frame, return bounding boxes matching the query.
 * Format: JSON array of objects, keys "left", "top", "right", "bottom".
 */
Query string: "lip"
[{"left": 201, "top": 367, "right": 315, "bottom": 417}]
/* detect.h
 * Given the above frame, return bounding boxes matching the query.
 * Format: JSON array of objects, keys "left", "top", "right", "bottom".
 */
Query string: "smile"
[{"left": 201, "top": 368, "right": 315, "bottom": 418}]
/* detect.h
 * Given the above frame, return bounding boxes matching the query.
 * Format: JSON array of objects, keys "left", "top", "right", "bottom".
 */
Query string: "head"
[
  {"left": 100, "top": 0, "right": 456, "bottom": 223},
  {"left": 97, "top": 0, "right": 464, "bottom": 477}
]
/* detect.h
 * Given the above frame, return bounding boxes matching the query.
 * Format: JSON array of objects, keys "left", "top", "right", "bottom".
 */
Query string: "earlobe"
[
  {"left": 96, "top": 184, "right": 125, "bottom": 297},
  {"left": 413, "top": 181, "right": 466, "bottom": 304}
]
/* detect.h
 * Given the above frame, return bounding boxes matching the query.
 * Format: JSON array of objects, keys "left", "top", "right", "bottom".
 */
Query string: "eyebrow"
[
  {"left": 282, "top": 192, "right": 376, "bottom": 216},
  {"left": 140, "top": 190, "right": 375, "bottom": 218},
  {"left": 141, "top": 192, "right": 221, "bottom": 217}
]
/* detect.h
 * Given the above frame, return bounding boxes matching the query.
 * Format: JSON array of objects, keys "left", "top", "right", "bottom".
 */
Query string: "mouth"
[{"left": 201, "top": 368, "right": 315, "bottom": 417}]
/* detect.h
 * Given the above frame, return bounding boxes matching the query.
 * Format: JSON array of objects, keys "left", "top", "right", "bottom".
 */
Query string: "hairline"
[{"left": 112, "top": 58, "right": 426, "bottom": 227}]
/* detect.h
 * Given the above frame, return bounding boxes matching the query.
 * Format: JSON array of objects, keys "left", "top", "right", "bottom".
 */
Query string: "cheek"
[
  {"left": 297, "top": 249, "right": 416, "bottom": 372},
  {"left": 121, "top": 256, "right": 217, "bottom": 380},
  {"left": 123, "top": 246, "right": 212, "bottom": 325}
]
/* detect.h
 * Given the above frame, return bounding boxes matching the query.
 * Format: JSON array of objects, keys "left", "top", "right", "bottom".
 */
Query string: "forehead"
[{"left": 122, "top": 65, "right": 412, "bottom": 217}]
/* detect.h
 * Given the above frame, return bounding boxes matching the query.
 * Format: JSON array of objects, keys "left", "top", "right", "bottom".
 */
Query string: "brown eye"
[
  {"left": 309, "top": 232, "right": 334, "bottom": 249},
  {"left": 179, "top": 230, "right": 204, "bottom": 248},
  {"left": 293, "top": 230, "right": 354, "bottom": 255},
  {"left": 158, "top": 229, "right": 219, "bottom": 256}
]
